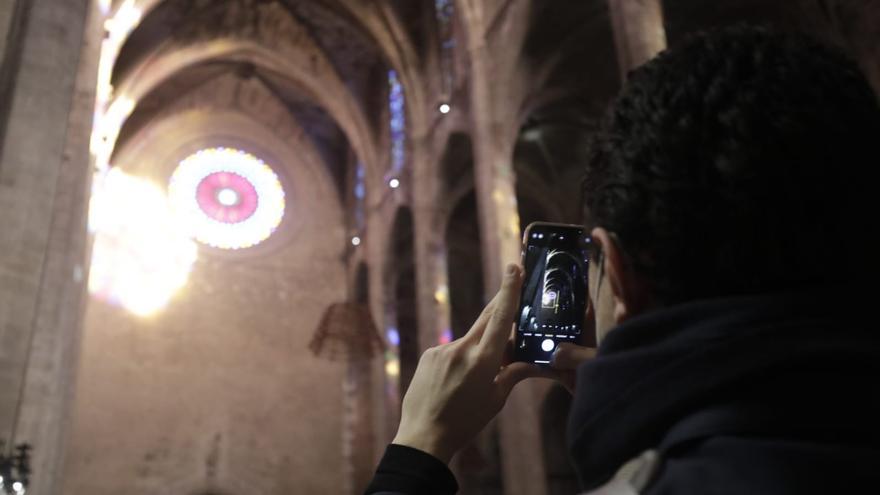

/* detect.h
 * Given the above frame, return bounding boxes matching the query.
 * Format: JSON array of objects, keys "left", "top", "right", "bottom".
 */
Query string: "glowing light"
[
  {"left": 98, "top": 0, "right": 112, "bottom": 15},
  {"left": 388, "top": 178, "right": 400, "bottom": 189},
  {"left": 217, "top": 188, "right": 239, "bottom": 206},
  {"left": 91, "top": 0, "right": 143, "bottom": 171},
  {"left": 385, "top": 358, "right": 400, "bottom": 377},
  {"left": 434, "top": 285, "right": 449, "bottom": 305},
  {"left": 439, "top": 328, "right": 453, "bottom": 345},
  {"left": 509, "top": 211, "right": 521, "bottom": 237},
  {"left": 91, "top": 96, "right": 135, "bottom": 171},
  {"left": 168, "top": 148, "right": 286, "bottom": 250},
  {"left": 88, "top": 168, "right": 197, "bottom": 317},
  {"left": 386, "top": 327, "right": 400, "bottom": 347},
  {"left": 439, "top": 103, "right": 451, "bottom": 114},
  {"left": 542, "top": 290, "right": 558, "bottom": 308},
  {"left": 105, "top": 0, "right": 142, "bottom": 42},
  {"left": 351, "top": 236, "right": 361, "bottom": 246}
]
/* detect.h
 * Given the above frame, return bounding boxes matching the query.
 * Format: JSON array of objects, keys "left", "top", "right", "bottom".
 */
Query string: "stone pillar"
[
  {"left": 0, "top": 0, "right": 99, "bottom": 493},
  {"left": 608, "top": 0, "right": 668, "bottom": 78},
  {"left": 0, "top": 1, "right": 18, "bottom": 54},
  {"left": 468, "top": 36, "right": 549, "bottom": 495},
  {"left": 0, "top": 0, "right": 30, "bottom": 161},
  {"left": 343, "top": 355, "right": 377, "bottom": 494},
  {"left": 410, "top": 133, "right": 446, "bottom": 355}
]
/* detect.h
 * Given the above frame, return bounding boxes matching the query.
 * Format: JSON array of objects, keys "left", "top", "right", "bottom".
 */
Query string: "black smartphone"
[{"left": 515, "top": 222, "right": 590, "bottom": 365}]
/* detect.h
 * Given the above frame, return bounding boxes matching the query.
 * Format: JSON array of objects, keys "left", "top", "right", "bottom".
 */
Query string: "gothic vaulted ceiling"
[{"left": 110, "top": 0, "right": 393, "bottom": 200}]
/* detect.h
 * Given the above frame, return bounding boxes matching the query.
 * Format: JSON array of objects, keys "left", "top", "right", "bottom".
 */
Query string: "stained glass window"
[
  {"left": 168, "top": 147, "right": 286, "bottom": 250},
  {"left": 354, "top": 161, "right": 366, "bottom": 231},
  {"left": 435, "top": 0, "right": 456, "bottom": 95},
  {"left": 388, "top": 70, "right": 406, "bottom": 176}
]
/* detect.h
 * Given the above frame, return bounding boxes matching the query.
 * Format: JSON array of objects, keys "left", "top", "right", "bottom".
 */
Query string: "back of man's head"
[{"left": 583, "top": 25, "right": 880, "bottom": 305}]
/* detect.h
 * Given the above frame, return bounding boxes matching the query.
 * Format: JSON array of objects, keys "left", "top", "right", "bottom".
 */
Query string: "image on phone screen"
[{"left": 516, "top": 223, "right": 589, "bottom": 365}]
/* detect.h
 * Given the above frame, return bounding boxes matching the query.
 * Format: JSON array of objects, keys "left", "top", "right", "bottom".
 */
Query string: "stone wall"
[{"left": 62, "top": 76, "right": 348, "bottom": 492}]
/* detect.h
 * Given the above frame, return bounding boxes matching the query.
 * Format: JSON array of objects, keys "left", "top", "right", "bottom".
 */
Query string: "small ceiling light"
[
  {"left": 438, "top": 103, "right": 451, "bottom": 114},
  {"left": 351, "top": 236, "right": 361, "bottom": 246},
  {"left": 388, "top": 178, "right": 400, "bottom": 189}
]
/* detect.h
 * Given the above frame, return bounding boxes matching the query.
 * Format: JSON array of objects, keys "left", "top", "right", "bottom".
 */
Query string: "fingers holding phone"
[{"left": 550, "top": 343, "right": 596, "bottom": 393}]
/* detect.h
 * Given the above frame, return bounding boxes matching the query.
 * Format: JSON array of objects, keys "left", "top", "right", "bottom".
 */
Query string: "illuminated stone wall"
[{"left": 63, "top": 69, "right": 347, "bottom": 493}]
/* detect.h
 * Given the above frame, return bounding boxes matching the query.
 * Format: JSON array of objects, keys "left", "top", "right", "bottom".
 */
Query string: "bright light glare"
[
  {"left": 88, "top": 169, "right": 197, "bottom": 317},
  {"left": 434, "top": 285, "right": 449, "bottom": 305},
  {"left": 385, "top": 358, "right": 400, "bottom": 377},
  {"left": 439, "top": 103, "right": 451, "bottom": 114},
  {"left": 217, "top": 188, "right": 239, "bottom": 206},
  {"left": 91, "top": 0, "right": 142, "bottom": 171},
  {"left": 389, "top": 178, "right": 400, "bottom": 189},
  {"left": 168, "top": 148, "right": 285, "bottom": 250},
  {"left": 97, "top": 0, "right": 112, "bottom": 15},
  {"left": 351, "top": 236, "right": 361, "bottom": 246}
]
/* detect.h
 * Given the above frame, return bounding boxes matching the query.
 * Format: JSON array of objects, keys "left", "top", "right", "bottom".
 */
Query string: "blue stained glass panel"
[
  {"left": 354, "top": 161, "right": 365, "bottom": 229},
  {"left": 435, "top": 0, "right": 454, "bottom": 25},
  {"left": 388, "top": 70, "right": 406, "bottom": 174}
]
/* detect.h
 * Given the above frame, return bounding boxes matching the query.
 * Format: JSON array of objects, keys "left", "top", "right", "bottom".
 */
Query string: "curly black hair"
[{"left": 583, "top": 25, "right": 880, "bottom": 305}]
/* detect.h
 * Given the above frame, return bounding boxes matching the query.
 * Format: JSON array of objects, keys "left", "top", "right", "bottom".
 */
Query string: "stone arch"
[
  {"left": 108, "top": 35, "right": 380, "bottom": 191},
  {"left": 513, "top": 95, "right": 603, "bottom": 228},
  {"left": 114, "top": 73, "right": 329, "bottom": 185}
]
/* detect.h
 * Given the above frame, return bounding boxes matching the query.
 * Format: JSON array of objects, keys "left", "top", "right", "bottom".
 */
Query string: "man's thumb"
[
  {"left": 551, "top": 343, "right": 596, "bottom": 370},
  {"left": 493, "top": 362, "right": 555, "bottom": 403}
]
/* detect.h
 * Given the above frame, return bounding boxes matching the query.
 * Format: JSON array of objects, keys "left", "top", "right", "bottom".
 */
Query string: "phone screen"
[{"left": 515, "top": 223, "right": 590, "bottom": 365}]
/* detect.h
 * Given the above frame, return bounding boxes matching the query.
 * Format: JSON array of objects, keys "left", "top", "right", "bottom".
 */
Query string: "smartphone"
[{"left": 515, "top": 222, "right": 590, "bottom": 365}]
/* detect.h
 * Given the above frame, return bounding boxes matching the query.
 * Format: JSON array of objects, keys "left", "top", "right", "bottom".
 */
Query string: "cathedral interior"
[{"left": 0, "top": 0, "right": 878, "bottom": 494}]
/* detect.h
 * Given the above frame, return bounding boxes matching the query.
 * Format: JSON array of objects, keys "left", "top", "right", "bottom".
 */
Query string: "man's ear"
[{"left": 591, "top": 228, "right": 651, "bottom": 324}]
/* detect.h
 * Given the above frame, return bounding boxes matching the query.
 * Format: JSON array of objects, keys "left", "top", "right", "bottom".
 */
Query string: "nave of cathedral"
[{"left": 0, "top": 0, "right": 877, "bottom": 494}]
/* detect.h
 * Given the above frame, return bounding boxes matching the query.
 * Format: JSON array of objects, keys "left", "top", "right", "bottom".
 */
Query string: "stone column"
[
  {"left": 343, "top": 355, "right": 377, "bottom": 494},
  {"left": 0, "top": 0, "right": 30, "bottom": 162},
  {"left": 608, "top": 0, "right": 668, "bottom": 78},
  {"left": 410, "top": 133, "right": 447, "bottom": 355},
  {"left": 0, "top": 0, "right": 99, "bottom": 493},
  {"left": 468, "top": 36, "right": 550, "bottom": 495},
  {"left": 0, "top": 1, "right": 19, "bottom": 55}
]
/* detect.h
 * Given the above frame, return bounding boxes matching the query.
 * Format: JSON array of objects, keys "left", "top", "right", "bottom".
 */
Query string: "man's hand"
[
  {"left": 392, "top": 264, "right": 545, "bottom": 463},
  {"left": 550, "top": 343, "right": 596, "bottom": 394}
]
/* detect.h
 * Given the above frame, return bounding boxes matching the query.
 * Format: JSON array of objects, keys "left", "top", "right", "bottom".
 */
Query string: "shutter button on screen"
[{"left": 541, "top": 338, "right": 555, "bottom": 352}]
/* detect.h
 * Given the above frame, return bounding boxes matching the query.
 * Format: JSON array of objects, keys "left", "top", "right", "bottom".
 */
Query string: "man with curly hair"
[{"left": 366, "top": 25, "right": 880, "bottom": 494}]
